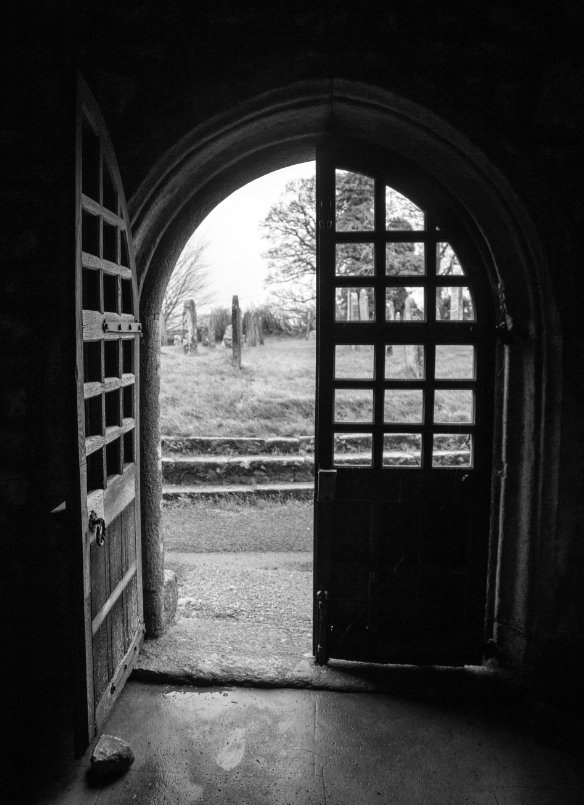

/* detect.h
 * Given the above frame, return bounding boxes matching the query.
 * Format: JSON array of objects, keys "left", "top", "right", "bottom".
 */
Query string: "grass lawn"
[
  {"left": 160, "top": 336, "right": 316, "bottom": 437},
  {"left": 160, "top": 336, "right": 474, "bottom": 437}
]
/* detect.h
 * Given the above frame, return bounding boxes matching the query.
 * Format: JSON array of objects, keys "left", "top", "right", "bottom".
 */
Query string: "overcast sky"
[{"left": 186, "top": 161, "right": 315, "bottom": 311}]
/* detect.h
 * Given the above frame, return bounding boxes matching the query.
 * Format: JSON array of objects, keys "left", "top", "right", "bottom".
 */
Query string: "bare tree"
[
  {"left": 161, "top": 236, "right": 216, "bottom": 331},
  {"left": 260, "top": 173, "right": 424, "bottom": 326},
  {"left": 260, "top": 177, "right": 317, "bottom": 319}
]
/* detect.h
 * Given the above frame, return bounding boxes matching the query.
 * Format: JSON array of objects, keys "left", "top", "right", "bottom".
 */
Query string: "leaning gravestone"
[{"left": 223, "top": 324, "right": 233, "bottom": 348}]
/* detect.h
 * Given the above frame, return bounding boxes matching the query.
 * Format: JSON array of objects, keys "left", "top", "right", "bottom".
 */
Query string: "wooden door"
[
  {"left": 314, "top": 139, "right": 496, "bottom": 666},
  {"left": 74, "top": 76, "right": 143, "bottom": 752}
]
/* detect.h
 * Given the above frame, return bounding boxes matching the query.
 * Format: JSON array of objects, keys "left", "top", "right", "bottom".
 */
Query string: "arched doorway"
[{"left": 131, "top": 81, "right": 559, "bottom": 683}]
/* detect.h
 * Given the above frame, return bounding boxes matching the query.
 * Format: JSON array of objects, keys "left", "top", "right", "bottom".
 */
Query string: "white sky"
[{"left": 185, "top": 161, "right": 315, "bottom": 311}]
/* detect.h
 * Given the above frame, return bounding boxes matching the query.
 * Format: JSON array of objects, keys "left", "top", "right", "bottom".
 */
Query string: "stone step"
[
  {"left": 161, "top": 434, "right": 464, "bottom": 458},
  {"left": 162, "top": 436, "right": 313, "bottom": 456},
  {"left": 162, "top": 454, "right": 314, "bottom": 486},
  {"left": 162, "top": 448, "right": 471, "bottom": 486},
  {"left": 162, "top": 482, "right": 314, "bottom": 501}
]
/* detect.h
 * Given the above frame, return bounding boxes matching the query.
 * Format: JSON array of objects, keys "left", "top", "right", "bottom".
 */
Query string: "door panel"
[
  {"left": 314, "top": 139, "right": 495, "bottom": 666},
  {"left": 75, "top": 76, "right": 143, "bottom": 753}
]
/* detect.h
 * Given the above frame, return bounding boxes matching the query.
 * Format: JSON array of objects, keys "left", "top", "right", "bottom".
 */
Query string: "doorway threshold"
[{"left": 132, "top": 623, "right": 506, "bottom": 702}]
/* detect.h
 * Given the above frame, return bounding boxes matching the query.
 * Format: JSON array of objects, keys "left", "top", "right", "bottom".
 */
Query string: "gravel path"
[
  {"left": 168, "top": 552, "right": 312, "bottom": 628},
  {"left": 155, "top": 502, "right": 316, "bottom": 681},
  {"left": 163, "top": 499, "right": 313, "bottom": 553}
]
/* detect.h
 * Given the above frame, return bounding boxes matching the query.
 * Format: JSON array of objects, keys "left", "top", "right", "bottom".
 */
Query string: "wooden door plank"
[{"left": 92, "top": 563, "right": 137, "bottom": 635}]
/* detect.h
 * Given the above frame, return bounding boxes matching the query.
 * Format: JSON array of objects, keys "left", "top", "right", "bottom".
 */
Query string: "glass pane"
[
  {"left": 385, "top": 345, "right": 424, "bottom": 378},
  {"left": 434, "top": 390, "right": 474, "bottom": 423},
  {"left": 336, "top": 288, "right": 375, "bottom": 322},
  {"left": 383, "top": 434, "right": 422, "bottom": 467},
  {"left": 336, "top": 243, "right": 374, "bottom": 276},
  {"left": 335, "top": 345, "right": 374, "bottom": 379},
  {"left": 386, "top": 288, "right": 425, "bottom": 321},
  {"left": 386, "top": 186, "right": 424, "bottom": 230},
  {"left": 334, "top": 433, "right": 372, "bottom": 467},
  {"left": 334, "top": 390, "right": 374, "bottom": 423},
  {"left": 335, "top": 170, "right": 374, "bottom": 231},
  {"left": 436, "top": 287, "right": 475, "bottom": 321},
  {"left": 435, "top": 345, "right": 475, "bottom": 379},
  {"left": 384, "top": 391, "right": 424, "bottom": 423},
  {"left": 437, "top": 243, "right": 465, "bottom": 275},
  {"left": 386, "top": 242, "right": 424, "bottom": 276},
  {"left": 433, "top": 434, "right": 472, "bottom": 467}
]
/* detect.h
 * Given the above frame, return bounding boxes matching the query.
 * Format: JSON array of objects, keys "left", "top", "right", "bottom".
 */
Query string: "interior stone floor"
[{"left": 36, "top": 681, "right": 584, "bottom": 805}]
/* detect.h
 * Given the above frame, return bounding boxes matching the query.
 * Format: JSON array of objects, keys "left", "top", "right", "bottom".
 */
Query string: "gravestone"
[
  {"left": 232, "top": 295, "right": 242, "bottom": 368},
  {"left": 182, "top": 298, "right": 197, "bottom": 354}
]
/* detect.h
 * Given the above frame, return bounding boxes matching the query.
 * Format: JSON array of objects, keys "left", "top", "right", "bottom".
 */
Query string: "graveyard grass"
[
  {"left": 160, "top": 337, "right": 316, "bottom": 437},
  {"left": 160, "top": 337, "right": 472, "bottom": 437}
]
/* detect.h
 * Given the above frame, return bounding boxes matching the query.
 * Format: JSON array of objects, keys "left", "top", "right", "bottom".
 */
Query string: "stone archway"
[{"left": 130, "top": 80, "right": 560, "bottom": 683}]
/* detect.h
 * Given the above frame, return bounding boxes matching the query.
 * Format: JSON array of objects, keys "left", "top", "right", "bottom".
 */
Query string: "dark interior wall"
[{"left": 1, "top": 1, "right": 583, "bottom": 777}]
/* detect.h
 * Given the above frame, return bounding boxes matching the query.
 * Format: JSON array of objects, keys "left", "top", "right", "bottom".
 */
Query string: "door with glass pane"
[{"left": 314, "top": 139, "right": 495, "bottom": 666}]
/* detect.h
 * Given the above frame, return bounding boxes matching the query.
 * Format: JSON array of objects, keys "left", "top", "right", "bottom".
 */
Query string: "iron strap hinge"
[{"left": 103, "top": 320, "right": 143, "bottom": 335}]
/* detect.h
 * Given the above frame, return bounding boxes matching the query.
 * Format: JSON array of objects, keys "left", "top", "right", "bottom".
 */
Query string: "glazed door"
[
  {"left": 314, "top": 140, "right": 495, "bottom": 666},
  {"left": 74, "top": 76, "right": 143, "bottom": 752}
]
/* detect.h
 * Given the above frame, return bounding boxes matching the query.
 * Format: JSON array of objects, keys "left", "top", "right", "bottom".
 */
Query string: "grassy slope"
[
  {"left": 160, "top": 337, "right": 316, "bottom": 437},
  {"left": 160, "top": 336, "right": 472, "bottom": 438}
]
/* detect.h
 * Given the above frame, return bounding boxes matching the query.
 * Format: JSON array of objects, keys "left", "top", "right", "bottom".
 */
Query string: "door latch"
[{"left": 88, "top": 510, "right": 106, "bottom": 547}]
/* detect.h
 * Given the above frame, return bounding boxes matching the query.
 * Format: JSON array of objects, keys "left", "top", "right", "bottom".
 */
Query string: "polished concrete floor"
[{"left": 38, "top": 681, "right": 583, "bottom": 805}]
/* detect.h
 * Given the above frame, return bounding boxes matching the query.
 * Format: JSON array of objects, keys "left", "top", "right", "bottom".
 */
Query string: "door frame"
[{"left": 129, "top": 80, "right": 558, "bottom": 681}]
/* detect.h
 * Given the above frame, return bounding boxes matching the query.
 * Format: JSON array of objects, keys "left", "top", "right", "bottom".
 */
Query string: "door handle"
[
  {"left": 318, "top": 469, "right": 337, "bottom": 503},
  {"left": 88, "top": 510, "right": 107, "bottom": 547}
]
